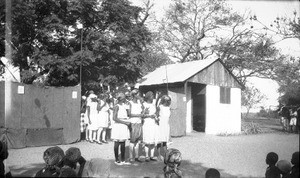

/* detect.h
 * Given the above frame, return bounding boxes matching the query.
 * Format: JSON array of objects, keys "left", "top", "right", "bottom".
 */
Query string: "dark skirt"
[{"left": 130, "top": 123, "right": 143, "bottom": 143}]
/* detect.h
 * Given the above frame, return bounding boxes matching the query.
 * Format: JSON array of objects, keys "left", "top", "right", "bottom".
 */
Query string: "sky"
[{"left": 130, "top": 0, "right": 300, "bottom": 110}]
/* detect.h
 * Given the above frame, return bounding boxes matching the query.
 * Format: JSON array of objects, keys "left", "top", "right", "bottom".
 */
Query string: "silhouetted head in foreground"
[{"left": 205, "top": 168, "right": 220, "bottom": 178}]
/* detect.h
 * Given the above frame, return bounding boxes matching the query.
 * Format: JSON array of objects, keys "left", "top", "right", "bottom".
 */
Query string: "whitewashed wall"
[
  {"left": 186, "top": 85, "right": 192, "bottom": 133},
  {"left": 205, "top": 85, "right": 241, "bottom": 135}
]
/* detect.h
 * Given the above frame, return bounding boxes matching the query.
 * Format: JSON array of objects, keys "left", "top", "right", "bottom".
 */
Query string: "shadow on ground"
[{"left": 10, "top": 159, "right": 237, "bottom": 177}]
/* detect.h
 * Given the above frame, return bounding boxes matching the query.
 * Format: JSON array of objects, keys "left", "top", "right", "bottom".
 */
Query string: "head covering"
[
  {"left": 144, "top": 91, "right": 154, "bottom": 101},
  {"left": 163, "top": 148, "right": 182, "bottom": 178},
  {"left": 130, "top": 89, "right": 139, "bottom": 96},
  {"left": 276, "top": 160, "right": 292, "bottom": 174},
  {"left": 116, "top": 92, "right": 125, "bottom": 101},
  {"left": 291, "top": 151, "right": 299, "bottom": 165},
  {"left": 164, "top": 148, "right": 182, "bottom": 167},
  {"left": 266, "top": 152, "right": 279, "bottom": 165},
  {"left": 43, "top": 146, "right": 65, "bottom": 167}
]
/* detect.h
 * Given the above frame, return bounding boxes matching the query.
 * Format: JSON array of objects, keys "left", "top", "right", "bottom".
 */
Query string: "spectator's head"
[
  {"left": 64, "top": 147, "right": 82, "bottom": 169},
  {"left": 291, "top": 151, "right": 299, "bottom": 166},
  {"left": 43, "top": 146, "right": 65, "bottom": 168},
  {"left": 276, "top": 160, "right": 292, "bottom": 174},
  {"left": 59, "top": 167, "right": 77, "bottom": 177},
  {"left": 205, "top": 168, "right": 220, "bottom": 178},
  {"left": 0, "top": 140, "right": 8, "bottom": 160},
  {"left": 266, "top": 152, "right": 279, "bottom": 166}
]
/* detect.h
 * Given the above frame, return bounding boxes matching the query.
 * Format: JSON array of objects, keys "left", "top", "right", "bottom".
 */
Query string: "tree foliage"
[
  {"left": 158, "top": 0, "right": 281, "bottom": 85},
  {"left": 252, "top": 12, "right": 300, "bottom": 105},
  {"left": 242, "top": 85, "right": 266, "bottom": 118},
  {"left": 1, "top": 0, "right": 153, "bottom": 93}
]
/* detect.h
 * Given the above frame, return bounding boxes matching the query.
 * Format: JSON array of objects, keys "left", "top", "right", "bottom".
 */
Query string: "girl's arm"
[
  {"left": 87, "top": 106, "right": 91, "bottom": 124},
  {"left": 113, "top": 105, "right": 130, "bottom": 125}
]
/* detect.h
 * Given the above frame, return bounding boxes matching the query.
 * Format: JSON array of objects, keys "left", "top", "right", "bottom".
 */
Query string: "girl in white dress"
[
  {"left": 156, "top": 95, "right": 171, "bottom": 160},
  {"left": 142, "top": 91, "right": 159, "bottom": 162},
  {"left": 111, "top": 92, "right": 131, "bottom": 165},
  {"left": 86, "top": 92, "right": 100, "bottom": 142},
  {"left": 128, "top": 89, "right": 144, "bottom": 162},
  {"left": 96, "top": 93, "right": 110, "bottom": 143}
]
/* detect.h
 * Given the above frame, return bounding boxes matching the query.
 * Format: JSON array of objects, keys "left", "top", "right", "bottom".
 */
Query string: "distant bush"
[
  {"left": 217, "top": 132, "right": 241, "bottom": 136},
  {"left": 242, "top": 122, "right": 263, "bottom": 135},
  {"left": 256, "top": 107, "right": 280, "bottom": 119}
]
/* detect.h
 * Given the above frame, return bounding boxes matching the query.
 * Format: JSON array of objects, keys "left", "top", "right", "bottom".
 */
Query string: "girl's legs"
[
  {"left": 162, "top": 142, "right": 167, "bottom": 159},
  {"left": 114, "top": 141, "right": 120, "bottom": 163},
  {"left": 85, "top": 128, "right": 89, "bottom": 140},
  {"left": 129, "top": 142, "right": 134, "bottom": 161},
  {"left": 101, "top": 128, "right": 107, "bottom": 142},
  {"left": 149, "top": 144, "right": 155, "bottom": 159},
  {"left": 145, "top": 145, "right": 149, "bottom": 160},
  {"left": 96, "top": 128, "right": 102, "bottom": 143},
  {"left": 92, "top": 130, "right": 97, "bottom": 142},
  {"left": 120, "top": 141, "right": 126, "bottom": 162},
  {"left": 88, "top": 129, "right": 93, "bottom": 141},
  {"left": 157, "top": 143, "right": 162, "bottom": 160},
  {"left": 134, "top": 142, "right": 140, "bottom": 159}
]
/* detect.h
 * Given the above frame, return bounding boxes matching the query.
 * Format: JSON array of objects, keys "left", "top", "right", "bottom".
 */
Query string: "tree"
[
  {"left": 251, "top": 12, "right": 300, "bottom": 105},
  {"left": 158, "top": 0, "right": 280, "bottom": 85},
  {"left": 1, "top": 0, "right": 153, "bottom": 93},
  {"left": 242, "top": 85, "right": 266, "bottom": 118}
]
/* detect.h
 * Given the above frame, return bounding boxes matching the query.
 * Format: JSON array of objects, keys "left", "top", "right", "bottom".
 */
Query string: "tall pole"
[
  {"left": 165, "top": 64, "right": 169, "bottom": 95},
  {"left": 4, "top": 0, "right": 12, "bottom": 133},
  {"left": 80, "top": 28, "right": 83, "bottom": 84}
]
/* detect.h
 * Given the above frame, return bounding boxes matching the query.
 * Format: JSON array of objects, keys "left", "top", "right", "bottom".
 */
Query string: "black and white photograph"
[{"left": 0, "top": 0, "right": 299, "bottom": 177}]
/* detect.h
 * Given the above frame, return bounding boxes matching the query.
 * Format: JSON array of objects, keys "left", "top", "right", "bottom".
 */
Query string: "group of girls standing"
[
  {"left": 81, "top": 91, "right": 113, "bottom": 144},
  {"left": 111, "top": 89, "right": 172, "bottom": 165}
]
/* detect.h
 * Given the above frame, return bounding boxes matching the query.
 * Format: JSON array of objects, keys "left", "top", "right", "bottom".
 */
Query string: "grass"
[{"left": 242, "top": 115, "right": 284, "bottom": 134}]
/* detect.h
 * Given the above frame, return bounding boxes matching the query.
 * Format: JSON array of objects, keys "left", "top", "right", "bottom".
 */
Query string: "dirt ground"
[{"left": 6, "top": 128, "right": 299, "bottom": 178}]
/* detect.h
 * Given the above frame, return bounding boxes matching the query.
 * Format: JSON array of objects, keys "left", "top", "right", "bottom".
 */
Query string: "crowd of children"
[
  {"left": 80, "top": 88, "right": 172, "bottom": 165},
  {"left": 265, "top": 151, "right": 299, "bottom": 178}
]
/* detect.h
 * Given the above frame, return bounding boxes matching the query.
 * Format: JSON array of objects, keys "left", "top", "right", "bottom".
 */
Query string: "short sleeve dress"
[
  {"left": 142, "top": 102, "right": 158, "bottom": 144},
  {"left": 157, "top": 105, "right": 171, "bottom": 143},
  {"left": 111, "top": 103, "right": 130, "bottom": 141}
]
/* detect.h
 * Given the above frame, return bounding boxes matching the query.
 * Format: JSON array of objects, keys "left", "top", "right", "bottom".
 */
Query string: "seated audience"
[
  {"left": 35, "top": 146, "right": 65, "bottom": 177},
  {"left": 63, "top": 147, "right": 111, "bottom": 177}
]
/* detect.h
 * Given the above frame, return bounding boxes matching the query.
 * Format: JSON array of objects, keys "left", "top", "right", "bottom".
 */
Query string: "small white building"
[{"left": 138, "top": 58, "right": 244, "bottom": 136}]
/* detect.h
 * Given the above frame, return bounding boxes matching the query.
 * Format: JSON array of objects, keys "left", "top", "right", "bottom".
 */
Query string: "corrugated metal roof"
[{"left": 139, "top": 57, "right": 219, "bottom": 86}]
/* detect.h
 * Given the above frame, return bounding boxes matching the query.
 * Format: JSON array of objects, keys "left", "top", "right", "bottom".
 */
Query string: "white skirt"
[
  {"left": 98, "top": 111, "right": 109, "bottom": 128},
  {"left": 142, "top": 118, "right": 158, "bottom": 144},
  {"left": 111, "top": 123, "right": 130, "bottom": 140}
]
